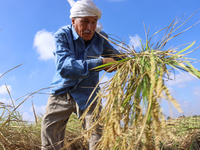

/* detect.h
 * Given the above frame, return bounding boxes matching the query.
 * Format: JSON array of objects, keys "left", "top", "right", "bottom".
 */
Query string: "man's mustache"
[{"left": 84, "top": 30, "right": 94, "bottom": 34}]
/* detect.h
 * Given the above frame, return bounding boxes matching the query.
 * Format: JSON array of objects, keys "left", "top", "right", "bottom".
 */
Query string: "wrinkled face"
[{"left": 72, "top": 16, "right": 97, "bottom": 41}]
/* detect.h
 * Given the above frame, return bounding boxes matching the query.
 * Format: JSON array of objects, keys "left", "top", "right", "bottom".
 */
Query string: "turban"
[{"left": 67, "top": 0, "right": 103, "bottom": 32}]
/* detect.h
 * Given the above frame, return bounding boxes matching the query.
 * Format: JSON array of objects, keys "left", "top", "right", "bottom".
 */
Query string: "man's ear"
[{"left": 71, "top": 18, "right": 75, "bottom": 27}]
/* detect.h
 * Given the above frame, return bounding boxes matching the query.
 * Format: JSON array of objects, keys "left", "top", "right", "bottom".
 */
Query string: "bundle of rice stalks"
[{"left": 81, "top": 13, "right": 200, "bottom": 150}]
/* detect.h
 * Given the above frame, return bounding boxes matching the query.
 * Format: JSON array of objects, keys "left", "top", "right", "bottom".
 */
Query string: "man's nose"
[{"left": 87, "top": 22, "right": 94, "bottom": 30}]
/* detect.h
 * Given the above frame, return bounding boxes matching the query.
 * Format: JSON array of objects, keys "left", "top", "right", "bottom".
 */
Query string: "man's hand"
[{"left": 101, "top": 58, "right": 117, "bottom": 72}]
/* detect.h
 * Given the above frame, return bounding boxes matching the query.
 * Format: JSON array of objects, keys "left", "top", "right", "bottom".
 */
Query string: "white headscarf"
[{"left": 67, "top": 0, "right": 103, "bottom": 32}]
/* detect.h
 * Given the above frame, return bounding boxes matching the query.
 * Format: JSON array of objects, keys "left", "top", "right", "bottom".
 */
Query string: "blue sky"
[{"left": 0, "top": 0, "right": 200, "bottom": 121}]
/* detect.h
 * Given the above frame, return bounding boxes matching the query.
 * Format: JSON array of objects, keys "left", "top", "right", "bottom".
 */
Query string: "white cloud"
[
  {"left": 181, "top": 100, "right": 189, "bottom": 108},
  {"left": 116, "top": 43, "right": 130, "bottom": 54},
  {"left": 18, "top": 105, "right": 46, "bottom": 122},
  {"left": 9, "top": 76, "right": 16, "bottom": 81},
  {"left": 99, "top": 75, "right": 111, "bottom": 106},
  {"left": 33, "top": 29, "right": 55, "bottom": 60},
  {"left": 193, "top": 87, "right": 200, "bottom": 97},
  {"left": 100, "top": 75, "right": 110, "bottom": 84},
  {"left": 30, "top": 105, "right": 46, "bottom": 115},
  {"left": 177, "top": 84, "right": 186, "bottom": 88},
  {"left": 0, "top": 85, "right": 12, "bottom": 95},
  {"left": 22, "top": 112, "right": 35, "bottom": 122},
  {"left": 116, "top": 34, "right": 142, "bottom": 53},
  {"left": 128, "top": 34, "right": 142, "bottom": 51},
  {"left": 0, "top": 98, "right": 9, "bottom": 104},
  {"left": 0, "top": 98, "right": 13, "bottom": 107},
  {"left": 167, "top": 86, "right": 177, "bottom": 96},
  {"left": 29, "top": 70, "right": 39, "bottom": 78},
  {"left": 99, "top": 75, "right": 110, "bottom": 88},
  {"left": 166, "top": 72, "right": 196, "bottom": 86}
]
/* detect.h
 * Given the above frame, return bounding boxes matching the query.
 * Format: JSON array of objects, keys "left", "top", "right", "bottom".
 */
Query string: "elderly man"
[{"left": 41, "top": 0, "right": 121, "bottom": 149}]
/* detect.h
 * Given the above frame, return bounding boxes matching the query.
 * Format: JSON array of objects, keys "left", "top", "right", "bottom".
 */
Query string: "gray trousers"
[{"left": 41, "top": 93, "right": 102, "bottom": 150}]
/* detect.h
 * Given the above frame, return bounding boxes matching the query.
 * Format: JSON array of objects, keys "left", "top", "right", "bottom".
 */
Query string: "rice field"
[
  {"left": 0, "top": 13, "right": 200, "bottom": 150},
  {"left": 0, "top": 105, "right": 199, "bottom": 149}
]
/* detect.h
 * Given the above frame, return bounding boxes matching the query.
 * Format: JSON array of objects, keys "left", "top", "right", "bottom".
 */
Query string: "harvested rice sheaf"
[{"left": 81, "top": 13, "right": 200, "bottom": 150}]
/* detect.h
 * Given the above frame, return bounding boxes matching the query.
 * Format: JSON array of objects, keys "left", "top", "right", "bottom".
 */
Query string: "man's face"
[{"left": 72, "top": 16, "right": 97, "bottom": 41}]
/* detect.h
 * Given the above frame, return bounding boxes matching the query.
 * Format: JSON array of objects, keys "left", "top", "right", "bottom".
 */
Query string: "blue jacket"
[{"left": 50, "top": 25, "right": 119, "bottom": 110}]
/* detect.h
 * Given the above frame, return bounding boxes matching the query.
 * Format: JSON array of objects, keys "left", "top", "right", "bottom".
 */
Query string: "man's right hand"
[{"left": 101, "top": 58, "right": 117, "bottom": 73}]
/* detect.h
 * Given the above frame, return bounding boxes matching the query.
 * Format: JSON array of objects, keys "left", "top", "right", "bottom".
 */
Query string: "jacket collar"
[{"left": 71, "top": 25, "right": 79, "bottom": 40}]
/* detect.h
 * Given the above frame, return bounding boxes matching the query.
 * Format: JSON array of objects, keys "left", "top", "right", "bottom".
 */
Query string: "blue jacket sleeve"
[{"left": 54, "top": 31, "right": 103, "bottom": 80}]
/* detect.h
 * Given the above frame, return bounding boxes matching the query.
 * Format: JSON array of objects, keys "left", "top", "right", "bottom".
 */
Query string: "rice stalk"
[
  {"left": 80, "top": 13, "right": 200, "bottom": 150},
  {"left": 0, "top": 62, "right": 25, "bottom": 79}
]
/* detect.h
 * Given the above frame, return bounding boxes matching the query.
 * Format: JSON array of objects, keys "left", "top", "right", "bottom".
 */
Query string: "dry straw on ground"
[
  {"left": 0, "top": 65, "right": 87, "bottom": 149},
  {"left": 0, "top": 104, "right": 86, "bottom": 149}
]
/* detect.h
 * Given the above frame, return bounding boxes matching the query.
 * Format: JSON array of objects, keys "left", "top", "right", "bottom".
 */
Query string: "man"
[{"left": 41, "top": 0, "right": 121, "bottom": 149}]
